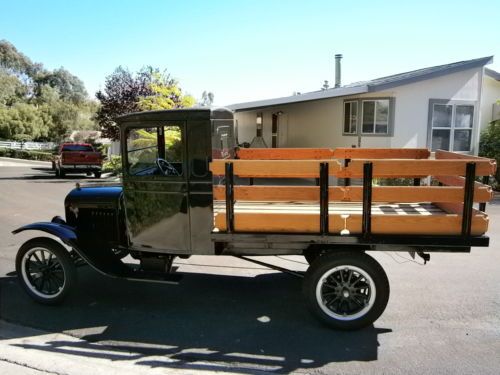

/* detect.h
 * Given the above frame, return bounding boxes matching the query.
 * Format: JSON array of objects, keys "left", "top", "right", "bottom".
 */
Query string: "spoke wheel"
[
  {"left": 303, "top": 252, "right": 389, "bottom": 330},
  {"left": 317, "top": 265, "right": 375, "bottom": 321},
  {"left": 16, "top": 238, "right": 77, "bottom": 305}
]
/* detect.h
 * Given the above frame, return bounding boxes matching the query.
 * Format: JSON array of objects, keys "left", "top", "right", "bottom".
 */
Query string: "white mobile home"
[{"left": 228, "top": 56, "right": 500, "bottom": 155}]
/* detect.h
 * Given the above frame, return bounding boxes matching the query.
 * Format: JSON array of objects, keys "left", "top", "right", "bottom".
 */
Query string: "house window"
[
  {"left": 343, "top": 98, "right": 394, "bottom": 136},
  {"left": 429, "top": 100, "right": 475, "bottom": 152},
  {"left": 343, "top": 101, "right": 358, "bottom": 134},
  {"left": 362, "top": 100, "right": 390, "bottom": 134}
]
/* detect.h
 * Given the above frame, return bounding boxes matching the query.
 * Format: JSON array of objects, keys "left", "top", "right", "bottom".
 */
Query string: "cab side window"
[{"left": 126, "top": 125, "right": 183, "bottom": 176}]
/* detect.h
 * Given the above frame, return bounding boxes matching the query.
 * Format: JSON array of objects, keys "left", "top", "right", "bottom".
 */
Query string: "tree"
[
  {"left": 96, "top": 66, "right": 195, "bottom": 140},
  {"left": 0, "top": 103, "right": 48, "bottom": 141},
  {"left": 0, "top": 40, "right": 98, "bottom": 142},
  {"left": 34, "top": 68, "right": 88, "bottom": 105},
  {"left": 0, "top": 71, "right": 26, "bottom": 106}
]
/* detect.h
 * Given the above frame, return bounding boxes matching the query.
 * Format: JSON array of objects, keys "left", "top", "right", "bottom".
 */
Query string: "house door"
[{"left": 272, "top": 113, "right": 288, "bottom": 148}]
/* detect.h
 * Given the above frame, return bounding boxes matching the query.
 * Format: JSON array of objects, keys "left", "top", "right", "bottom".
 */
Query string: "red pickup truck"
[{"left": 53, "top": 143, "right": 103, "bottom": 178}]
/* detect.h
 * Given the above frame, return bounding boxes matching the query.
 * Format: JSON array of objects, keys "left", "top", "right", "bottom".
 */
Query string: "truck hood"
[{"left": 65, "top": 185, "right": 123, "bottom": 209}]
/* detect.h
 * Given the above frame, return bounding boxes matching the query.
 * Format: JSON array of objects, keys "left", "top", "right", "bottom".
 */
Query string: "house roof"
[
  {"left": 228, "top": 56, "right": 493, "bottom": 111},
  {"left": 485, "top": 67, "right": 500, "bottom": 81}
]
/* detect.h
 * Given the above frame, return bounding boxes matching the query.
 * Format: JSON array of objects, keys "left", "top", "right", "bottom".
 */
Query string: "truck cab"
[{"left": 118, "top": 108, "right": 234, "bottom": 255}]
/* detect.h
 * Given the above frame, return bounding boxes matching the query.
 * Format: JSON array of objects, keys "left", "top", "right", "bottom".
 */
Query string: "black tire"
[
  {"left": 94, "top": 171, "right": 101, "bottom": 178},
  {"left": 59, "top": 169, "right": 66, "bottom": 177},
  {"left": 303, "top": 252, "right": 389, "bottom": 330},
  {"left": 15, "top": 237, "right": 77, "bottom": 305},
  {"left": 55, "top": 167, "right": 60, "bottom": 178}
]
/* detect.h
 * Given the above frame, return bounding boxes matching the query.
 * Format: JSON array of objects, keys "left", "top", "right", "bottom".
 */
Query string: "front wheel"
[
  {"left": 303, "top": 252, "right": 389, "bottom": 330},
  {"left": 15, "top": 237, "right": 77, "bottom": 305}
]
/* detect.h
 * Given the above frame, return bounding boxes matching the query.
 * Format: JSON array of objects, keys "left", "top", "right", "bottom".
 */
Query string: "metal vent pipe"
[{"left": 335, "top": 54, "right": 342, "bottom": 88}]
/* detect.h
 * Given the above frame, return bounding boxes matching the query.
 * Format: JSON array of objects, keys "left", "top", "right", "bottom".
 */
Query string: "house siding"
[
  {"left": 234, "top": 67, "right": 483, "bottom": 153},
  {"left": 480, "top": 75, "right": 500, "bottom": 131}
]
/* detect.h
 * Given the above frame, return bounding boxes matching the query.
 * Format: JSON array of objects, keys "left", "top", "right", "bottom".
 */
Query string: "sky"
[{"left": 1, "top": 0, "right": 499, "bottom": 106}]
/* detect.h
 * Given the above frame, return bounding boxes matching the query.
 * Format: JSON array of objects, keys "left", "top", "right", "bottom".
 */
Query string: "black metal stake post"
[
  {"left": 225, "top": 162, "right": 235, "bottom": 233},
  {"left": 319, "top": 162, "right": 329, "bottom": 235},
  {"left": 413, "top": 178, "right": 421, "bottom": 186},
  {"left": 461, "top": 162, "right": 476, "bottom": 237},
  {"left": 479, "top": 175, "right": 489, "bottom": 212},
  {"left": 362, "top": 162, "right": 373, "bottom": 238},
  {"left": 344, "top": 159, "right": 351, "bottom": 187}
]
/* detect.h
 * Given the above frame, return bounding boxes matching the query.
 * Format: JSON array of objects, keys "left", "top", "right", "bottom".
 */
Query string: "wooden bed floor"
[{"left": 214, "top": 201, "right": 448, "bottom": 216}]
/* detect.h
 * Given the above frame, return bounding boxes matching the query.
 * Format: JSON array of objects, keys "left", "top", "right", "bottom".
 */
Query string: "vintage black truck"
[{"left": 13, "top": 108, "right": 495, "bottom": 330}]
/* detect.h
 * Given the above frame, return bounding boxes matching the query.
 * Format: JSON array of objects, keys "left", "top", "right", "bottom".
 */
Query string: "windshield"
[{"left": 62, "top": 144, "right": 93, "bottom": 152}]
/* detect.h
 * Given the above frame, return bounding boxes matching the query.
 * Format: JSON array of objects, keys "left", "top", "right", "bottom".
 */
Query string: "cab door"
[{"left": 122, "top": 123, "right": 191, "bottom": 254}]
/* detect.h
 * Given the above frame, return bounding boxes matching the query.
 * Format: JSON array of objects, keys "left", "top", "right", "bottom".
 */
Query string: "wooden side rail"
[
  {"left": 236, "top": 148, "right": 334, "bottom": 160},
  {"left": 210, "top": 159, "right": 342, "bottom": 178},
  {"left": 333, "top": 148, "right": 430, "bottom": 159},
  {"left": 435, "top": 150, "right": 493, "bottom": 160},
  {"left": 213, "top": 185, "right": 494, "bottom": 203},
  {"left": 234, "top": 147, "right": 431, "bottom": 160},
  {"left": 210, "top": 158, "right": 496, "bottom": 178},
  {"left": 213, "top": 211, "right": 489, "bottom": 236},
  {"left": 435, "top": 175, "right": 490, "bottom": 189},
  {"left": 341, "top": 159, "right": 496, "bottom": 178}
]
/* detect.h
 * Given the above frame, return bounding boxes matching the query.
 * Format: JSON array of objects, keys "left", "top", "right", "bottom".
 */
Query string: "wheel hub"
[
  {"left": 316, "top": 265, "right": 376, "bottom": 321},
  {"left": 21, "top": 247, "right": 66, "bottom": 297}
]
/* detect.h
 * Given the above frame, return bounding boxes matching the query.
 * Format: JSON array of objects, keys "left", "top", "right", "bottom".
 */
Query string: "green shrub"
[
  {"left": 0, "top": 147, "right": 53, "bottom": 161},
  {"left": 479, "top": 119, "right": 500, "bottom": 189},
  {"left": 102, "top": 155, "right": 122, "bottom": 174}
]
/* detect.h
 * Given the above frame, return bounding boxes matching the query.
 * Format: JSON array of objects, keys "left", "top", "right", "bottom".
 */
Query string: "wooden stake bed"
[{"left": 210, "top": 148, "right": 496, "bottom": 238}]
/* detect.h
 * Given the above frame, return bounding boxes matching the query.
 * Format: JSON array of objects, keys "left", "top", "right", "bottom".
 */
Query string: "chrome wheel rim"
[
  {"left": 21, "top": 247, "right": 66, "bottom": 298},
  {"left": 316, "top": 265, "right": 376, "bottom": 321}
]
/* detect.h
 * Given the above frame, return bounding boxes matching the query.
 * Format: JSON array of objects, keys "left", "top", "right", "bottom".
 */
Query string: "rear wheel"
[
  {"left": 303, "top": 252, "right": 389, "bottom": 330},
  {"left": 16, "top": 238, "right": 77, "bottom": 305},
  {"left": 94, "top": 171, "right": 101, "bottom": 178}
]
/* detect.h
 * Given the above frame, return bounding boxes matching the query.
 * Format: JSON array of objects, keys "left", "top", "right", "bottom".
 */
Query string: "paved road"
[{"left": 1, "top": 158, "right": 500, "bottom": 374}]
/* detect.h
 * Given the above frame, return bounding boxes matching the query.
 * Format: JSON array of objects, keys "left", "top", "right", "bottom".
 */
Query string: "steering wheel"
[{"left": 156, "top": 158, "right": 180, "bottom": 176}]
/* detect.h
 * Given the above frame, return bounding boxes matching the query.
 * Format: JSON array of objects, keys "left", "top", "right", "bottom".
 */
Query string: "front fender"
[
  {"left": 12, "top": 219, "right": 132, "bottom": 280},
  {"left": 12, "top": 221, "right": 77, "bottom": 245}
]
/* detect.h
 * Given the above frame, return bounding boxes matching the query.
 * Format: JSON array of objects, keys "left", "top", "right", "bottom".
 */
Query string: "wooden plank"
[
  {"left": 434, "top": 202, "right": 484, "bottom": 217},
  {"left": 435, "top": 175, "right": 492, "bottom": 191},
  {"left": 210, "top": 159, "right": 342, "bottom": 177},
  {"left": 333, "top": 148, "right": 430, "bottom": 159},
  {"left": 213, "top": 185, "right": 493, "bottom": 203},
  {"left": 214, "top": 212, "right": 488, "bottom": 236},
  {"left": 341, "top": 159, "right": 496, "bottom": 178},
  {"left": 435, "top": 150, "right": 493, "bottom": 160},
  {"left": 341, "top": 186, "right": 492, "bottom": 203},
  {"left": 213, "top": 185, "right": 319, "bottom": 201},
  {"left": 236, "top": 148, "right": 334, "bottom": 160}
]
